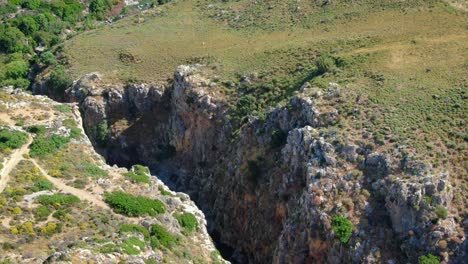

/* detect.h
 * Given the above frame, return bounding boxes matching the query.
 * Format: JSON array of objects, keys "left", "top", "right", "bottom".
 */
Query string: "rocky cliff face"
[
  {"left": 0, "top": 88, "right": 224, "bottom": 263},
  {"left": 56, "top": 65, "right": 465, "bottom": 263}
]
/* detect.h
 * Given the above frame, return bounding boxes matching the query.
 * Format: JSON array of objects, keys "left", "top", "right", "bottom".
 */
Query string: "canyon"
[{"left": 33, "top": 64, "right": 466, "bottom": 263}]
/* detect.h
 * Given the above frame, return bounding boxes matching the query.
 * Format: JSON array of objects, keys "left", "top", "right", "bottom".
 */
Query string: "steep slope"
[{"left": 0, "top": 89, "right": 225, "bottom": 263}]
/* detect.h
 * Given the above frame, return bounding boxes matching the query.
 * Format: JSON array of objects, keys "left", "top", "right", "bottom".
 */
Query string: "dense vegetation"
[
  {"left": 150, "top": 224, "right": 178, "bottom": 249},
  {"left": 29, "top": 135, "right": 70, "bottom": 157},
  {"left": 120, "top": 224, "right": 150, "bottom": 240},
  {"left": 331, "top": 215, "right": 354, "bottom": 244},
  {"left": 0, "top": 128, "right": 28, "bottom": 151},
  {"left": 175, "top": 212, "right": 198, "bottom": 233},
  {"left": 37, "top": 193, "right": 80, "bottom": 206},
  {"left": 419, "top": 253, "right": 440, "bottom": 264},
  {"left": 104, "top": 191, "right": 165, "bottom": 216},
  {"left": 0, "top": 0, "right": 124, "bottom": 90}
]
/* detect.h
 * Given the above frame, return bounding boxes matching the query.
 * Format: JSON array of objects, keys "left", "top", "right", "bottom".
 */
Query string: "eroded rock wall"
[{"left": 57, "top": 65, "right": 465, "bottom": 263}]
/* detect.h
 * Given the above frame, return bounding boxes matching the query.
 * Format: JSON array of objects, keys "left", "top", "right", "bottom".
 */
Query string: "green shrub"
[
  {"left": 84, "top": 164, "right": 108, "bottom": 178},
  {"left": 120, "top": 224, "right": 150, "bottom": 241},
  {"left": 315, "top": 54, "right": 336, "bottom": 74},
  {"left": 0, "top": 129, "right": 28, "bottom": 150},
  {"left": 419, "top": 253, "right": 439, "bottom": 264},
  {"left": 235, "top": 95, "right": 257, "bottom": 120},
  {"left": 104, "top": 191, "right": 165, "bottom": 217},
  {"left": 38, "top": 51, "right": 57, "bottom": 66},
  {"left": 0, "top": 77, "right": 30, "bottom": 90},
  {"left": 21, "top": 0, "right": 41, "bottom": 10},
  {"left": 175, "top": 213, "right": 198, "bottom": 233},
  {"left": 150, "top": 224, "right": 177, "bottom": 248},
  {"left": 35, "top": 205, "right": 51, "bottom": 219},
  {"left": 124, "top": 165, "right": 150, "bottom": 184},
  {"left": 95, "top": 120, "right": 109, "bottom": 146},
  {"left": 120, "top": 236, "right": 145, "bottom": 255},
  {"left": 5, "top": 60, "right": 29, "bottom": 79},
  {"left": 27, "top": 125, "right": 47, "bottom": 135},
  {"left": 53, "top": 104, "right": 71, "bottom": 113},
  {"left": 435, "top": 206, "right": 448, "bottom": 219},
  {"left": 424, "top": 195, "right": 433, "bottom": 206},
  {"left": 0, "top": 26, "right": 29, "bottom": 53},
  {"left": 99, "top": 243, "right": 119, "bottom": 254},
  {"left": 49, "top": 0, "right": 84, "bottom": 23},
  {"left": 34, "top": 180, "right": 53, "bottom": 191},
  {"left": 89, "top": 0, "right": 117, "bottom": 20},
  {"left": 29, "top": 135, "right": 70, "bottom": 157},
  {"left": 331, "top": 215, "right": 354, "bottom": 244},
  {"left": 37, "top": 194, "right": 80, "bottom": 206},
  {"left": 14, "top": 16, "right": 39, "bottom": 35},
  {"left": 52, "top": 209, "right": 70, "bottom": 219}
]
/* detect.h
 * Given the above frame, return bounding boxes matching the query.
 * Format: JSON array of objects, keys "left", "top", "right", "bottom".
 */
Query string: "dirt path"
[
  {"left": 29, "top": 159, "right": 110, "bottom": 210},
  {"left": 0, "top": 136, "right": 33, "bottom": 193}
]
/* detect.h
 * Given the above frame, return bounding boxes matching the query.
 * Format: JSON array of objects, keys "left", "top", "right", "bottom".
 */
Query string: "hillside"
[
  {"left": 0, "top": 0, "right": 467, "bottom": 263},
  {"left": 0, "top": 90, "right": 224, "bottom": 263}
]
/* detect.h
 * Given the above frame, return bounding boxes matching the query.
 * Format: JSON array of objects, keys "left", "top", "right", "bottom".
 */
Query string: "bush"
[
  {"left": 124, "top": 165, "right": 150, "bottom": 184},
  {"left": 175, "top": 213, "right": 198, "bottom": 233},
  {"left": 37, "top": 194, "right": 80, "bottom": 206},
  {"left": 121, "top": 236, "right": 145, "bottom": 255},
  {"left": 0, "top": 26, "right": 29, "bottom": 53},
  {"left": 435, "top": 206, "right": 448, "bottom": 219},
  {"left": 331, "top": 215, "right": 354, "bottom": 244},
  {"left": 95, "top": 120, "right": 109, "bottom": 146},
  {"left": 0, "top": 77, "right": 30, "bottom": 90},
  {"left": 29, "top": 135, "right": 70, "bottom": 157},
  {"left": 47, "top": 66, "right": 72, "bottom": 95},
  {"left": 120, "top": 224, "right": 150, "bottom": 240},
  {"left": 5, "top": 60, "right": 29, "bottom": 79},
  {"left": 38, "top": 51, "right": 57, "bottom": 66},
  {"left": 236, "top": 95, "right": 257, "bottom": 117},
  {"left": 84, "top": 164, "right": 108, "bottom": 178},
  {"left": 21, "top": 0, "right": 41, "bottom": 10},
  {"left": 89, "top": 0, "right": 116, "bottom": 20},
  {"left": 35, "top": 205, "right": 51, "bottom": 220},
  {"left": 0, "top": 129, "right": 28, "bottom": 150},
  {"left": 150, "top": 224, "right": 177, "bottom": 248},
  {"left": 52, "top": 209, "right": 70, "bottom": 219},
  {"left": 419, "top": 254, "right": 439, "bottom": 264},
  {"left": 34, "top": 180, "right": 53, "bottom": 191},
  {"left": 14, "top": 16, "right": 39, "bottom": 35},
  {"left": 104, "top": 191, "right": 165, "bottom": 217},
  {"left": 50, "top": 0, "right": 84, "bottom": 23},
  {"left": 26, "top": 125, "right": 47, "bottom": 135},
  {"left": 315, "top": 54, "right": 336, "bottom": 74}
]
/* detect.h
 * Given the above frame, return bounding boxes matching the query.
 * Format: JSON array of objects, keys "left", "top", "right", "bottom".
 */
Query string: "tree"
[
  {"left": 38, "top": 51, "right": 57, "bottom": 66},
  {"left": 5, "top": 60, "right": 29, "bottom": 79},
  {"left": 22, "top": 0, "right": 41, "bottom": 10},
  {"left": 15, "top": 16, "right": 39, "bottom": 35},
  {"left": 0, "top": 26, "right": 29, "bottom": 53},
  {"left": 89, "top": 0, "right": 116, "bottom": 20}
]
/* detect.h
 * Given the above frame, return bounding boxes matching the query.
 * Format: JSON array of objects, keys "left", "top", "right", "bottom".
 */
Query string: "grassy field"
[{"left": 64, "top": 0, "right": 467, "bottom": 81}]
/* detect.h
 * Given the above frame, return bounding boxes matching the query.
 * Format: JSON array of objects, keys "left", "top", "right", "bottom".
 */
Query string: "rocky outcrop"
[{"left": 62, "top": 65, "right": 465, "bottom": 263}]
